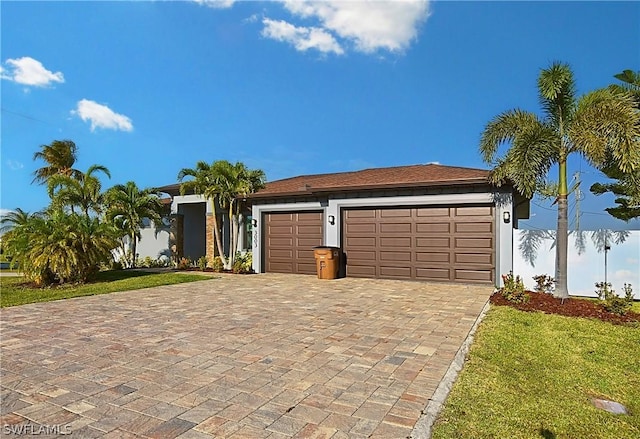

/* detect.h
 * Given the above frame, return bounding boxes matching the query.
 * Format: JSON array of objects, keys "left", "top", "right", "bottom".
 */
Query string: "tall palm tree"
[
  {"left": 32, "top": 140, "right": 82, "bottom": 184},
  {"left": 105, "top": 181, "right": 163, "bottom": 268},
  {"left": 47, "top": 165, "right": 111, "bottom": 218},
  {"left": 178, "top": 161, "right": 227, "bottom": 265},
  {"left": 480, "top": 62, "right": 640, "bottom": 298},
  {"left": 209, "top": 161, "right": 266, "bottom": 268},
  {"left": 178, "top": 160, "right": 266, "bottom": 269}
]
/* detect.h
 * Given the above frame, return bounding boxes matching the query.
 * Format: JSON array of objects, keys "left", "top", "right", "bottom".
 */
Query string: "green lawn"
[
  {"left": 432, "top": 306, "right": 640, "bottom": 439},
  {"left": 0, "top": 270, "right": 213, "bottom": 307}
]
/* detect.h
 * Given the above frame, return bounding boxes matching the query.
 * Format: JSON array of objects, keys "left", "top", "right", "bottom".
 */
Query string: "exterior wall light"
[
  {"left": 503, "top": 211, "right": 511, "bottom": 223},
  {"left": 328, "top": 215, "right": 335, "bottom": 225}
]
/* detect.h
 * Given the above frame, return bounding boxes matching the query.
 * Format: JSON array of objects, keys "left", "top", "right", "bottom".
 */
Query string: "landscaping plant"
[
  {"left": 500, "top": 271, "right": 529, "bottom": 304},
  {"left": 596, "top": 282, "right": 634, "bottom": 315},
  {"left": 533, "top": 274, "right": 555, "bottom": 294}
]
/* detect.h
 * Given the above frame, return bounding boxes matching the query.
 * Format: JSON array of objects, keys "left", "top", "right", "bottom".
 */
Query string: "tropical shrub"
[
  {"left": 177, "top": 257, "right": 191, "bottom": 270},
  {"left": 533, "top": 274, "right": 555, "bottom": 294},
  {"left": 232, "top": 252, "right": 253, "bottom": 274},
  {"left": 596, "top": 282, "right": 634, "bottom": 315},
  {"left": 1, "top": 209, "right": 119, "bottom": 285},
  {"left": 211, "top": 256, "right": 224, "bottom": 272},
  {"left": 197, "top": 256, "right": 208, "bottom": 271},
  {"left": 500, "top": 271, "right": 529, "bottom": 304}
]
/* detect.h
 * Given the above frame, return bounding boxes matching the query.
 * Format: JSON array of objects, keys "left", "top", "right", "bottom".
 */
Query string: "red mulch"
[{"left": 490, "top": 291, "right": 640, "bottom": 325}]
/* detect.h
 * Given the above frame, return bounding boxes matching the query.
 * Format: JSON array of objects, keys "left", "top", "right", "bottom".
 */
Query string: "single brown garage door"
[
  {"left": 263, "top": 211, "right": 323, "bottom": 274},
  {"left": 342, "top": 205, "right": 494, "bottom": 283}
]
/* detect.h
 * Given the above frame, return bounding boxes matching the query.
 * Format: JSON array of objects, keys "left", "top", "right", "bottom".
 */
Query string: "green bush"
[
  {"left": 596, "top": 282, "right": 634, "bottom": 315},
  {"left": 211, "top": 256, "right": 224, "bottom": 272},
  {"left": 500, "top": 271, "right": 529, "bottom": 304},
  {"left": 197, "top": 256, "right": 208, "bottom": 271},
  {"left": 232, "top": 252, "right": 253, "bottom": 274},
  {"left": 533, "top": 274, "right": 555, "bottom": 294}
]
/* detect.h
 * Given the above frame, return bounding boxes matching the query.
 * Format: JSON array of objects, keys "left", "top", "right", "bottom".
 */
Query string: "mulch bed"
[{"left": 490, "top": 291, "right": 640, "bottom": 325}]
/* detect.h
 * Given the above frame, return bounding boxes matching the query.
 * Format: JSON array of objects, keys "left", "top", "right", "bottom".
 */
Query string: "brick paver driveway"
[{"left": 1, "top": 274, "right": 492, "bottom": 438}]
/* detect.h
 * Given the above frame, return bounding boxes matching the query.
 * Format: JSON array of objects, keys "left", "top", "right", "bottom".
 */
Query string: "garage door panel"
[
  {"left": 347, "top": 266, "right": 377, "bottom": 277},
  {"left": 416, "top": 223, "right": 450, "bottom": 233},
  {"left": 343, "top": 205, "right": 494, "bottom": 283},
  {"left": 346, "top": 210, "right": 376, "bottom": 219},
  {"left": 416, "top": 267, "right": 451, "bottom": 280},
  {"left": 455, "top": 269, "right": 492, "bottom": 282},
  {"left": 380, "top": 223, "right": 412, "bottom": 233},
  {"left": 346, "top": 237, "right": 376, "bottom": 247},
  {"left": 269, "top": 225, "right": 294, "bottom": 234},
  {"left": 269, "top": 249, "right": 294, "bottom": 258},
  {"left": 380, "top": 237, "right": 411, "bottom": 247},
  {"left": 380, "top": 209, "right": 412, "bottom": 218},
  {"left": 416, "top": 207, "right": 450, "bottom": 217},
  {"left": 347, "top": 250, "right": 376, "bottom": 261},
  {"left": 380, "top": 251, "right": 411, "bottom": 261},
  {"left": 455, "top": 206, "right": 493, "bottom": 216},
  {"left": 380, "top": 266, "right": 412, "bottom": 278},
  {"left": 264, "top": 211, "right": 323, "bottom": 274},
  {"left": 416, "top": 252, "right": 450, "bottom": 263},
  {"left": 346, "top": 223, "right": 376, "bottom": 234},
  {"left": 455, "top": 222, "right": 492, "bottom": 233},
  {"left": 455, "top": 237, "right": 493, "bottom": 249},
  {"left": 416, "top": 237, "right": 450, "bottom": 248},
  {"left": 455, "top": 253, "right": 493, "bottom": 265},
  {"left": 296, "top": 225, "right": 322, "bottom": 236},
  {"left": 269, "top": 237, "right": 293, "bottom": 247}
]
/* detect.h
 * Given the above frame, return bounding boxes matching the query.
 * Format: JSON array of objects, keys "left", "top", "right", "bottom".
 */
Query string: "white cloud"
[
  {"left": 262, "top": 18, "right": 344, "bottom": 54},
  {"left": 0, "top": 209, "right": 13, "bottom": 218},
  {"left": 6, "top": 160, "right": 24, "bottom": 171},
  {"left": 273, "top": 0, "right": 431, "bottom": 54},
  {"left": 72, "top": 99, "right": 133, "bottom": 132},
  {"left": 192, "top": 0, "right": 235, "bottom": 8},
  {"left": 1, "top": 57, "right": 64, "bottom": 87}
]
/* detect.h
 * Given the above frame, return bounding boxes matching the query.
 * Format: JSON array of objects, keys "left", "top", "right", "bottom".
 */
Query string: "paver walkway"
[{"left": 0, "top": 273, "right": 492, "bottom": 438}]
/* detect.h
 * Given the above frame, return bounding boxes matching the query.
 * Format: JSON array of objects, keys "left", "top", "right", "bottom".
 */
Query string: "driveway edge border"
[{"left": 410, "top": 300, "right": 491, "bottom": 439}]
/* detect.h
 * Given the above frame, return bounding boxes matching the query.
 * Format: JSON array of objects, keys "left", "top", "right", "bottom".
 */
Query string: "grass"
[
  {"left": 432, "top": 306, "right": 640, "bottom": 439},
  {"left": 0, "top": 270, "right": 213, "bottom": 307}
]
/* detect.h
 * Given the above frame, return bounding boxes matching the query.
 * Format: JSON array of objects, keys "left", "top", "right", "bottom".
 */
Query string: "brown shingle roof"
[{"left": 250, "top": 163, "right": 490, "bottom": 198}]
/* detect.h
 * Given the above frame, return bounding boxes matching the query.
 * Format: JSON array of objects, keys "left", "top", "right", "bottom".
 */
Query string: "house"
[{"left": 162, "top": 163, "right": 529, "bottom": 286}]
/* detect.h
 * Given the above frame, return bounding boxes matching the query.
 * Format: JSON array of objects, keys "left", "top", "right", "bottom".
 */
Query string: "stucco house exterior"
[{"left": 160, "top": 163, "right": 529, "bottom": 287}]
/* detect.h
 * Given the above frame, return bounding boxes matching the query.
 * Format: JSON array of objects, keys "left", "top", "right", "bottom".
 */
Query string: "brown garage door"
[
  {"left": 342, "top": 205, "right": 494, "bottom": 283},
  {"left": 263, "top": 211, "right": 323, "bottom": 274}
]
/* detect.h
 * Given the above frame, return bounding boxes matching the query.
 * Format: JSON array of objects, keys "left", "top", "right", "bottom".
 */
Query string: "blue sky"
[{"left": 1, "top": 0, "right": 639, "bottom": 231}]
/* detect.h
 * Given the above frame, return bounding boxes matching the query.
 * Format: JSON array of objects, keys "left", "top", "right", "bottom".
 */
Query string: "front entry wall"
[
  {"left": 263, "top": 211, "right": 323, "bottom": 274},
  {"left": 342, "top": 205, "right": 495, "bottom": 283}
]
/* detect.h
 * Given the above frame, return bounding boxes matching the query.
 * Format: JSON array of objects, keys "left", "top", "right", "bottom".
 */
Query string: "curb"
[{"left": 410, "top": 300, "right": 491, "bottom": 439}]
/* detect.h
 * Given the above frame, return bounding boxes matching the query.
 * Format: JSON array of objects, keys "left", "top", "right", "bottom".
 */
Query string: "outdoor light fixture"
[
  {"left": 503, "top": 211, "right": 511, "bottom": 223},
  {"left": 251, "top": 219, "right": 257, "bottom": 227},
  {"left": 328, "top": 215, "right": 335, "bottom": 225}
]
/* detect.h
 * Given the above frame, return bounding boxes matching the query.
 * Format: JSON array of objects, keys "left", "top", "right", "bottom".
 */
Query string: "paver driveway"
[{"left": 0, "top": 273, "right": 492, "bottom": 438}]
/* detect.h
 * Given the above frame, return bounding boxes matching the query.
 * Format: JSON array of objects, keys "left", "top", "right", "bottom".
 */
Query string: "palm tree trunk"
[
  {"left": 555, "top": 158, "right": 569, "bottom": 299},
  {"left": 131, "top": 232, "right": 137, "bottom": 268},
  {"left": 211, "top": 201, "right": 227, "bottom": 268}
]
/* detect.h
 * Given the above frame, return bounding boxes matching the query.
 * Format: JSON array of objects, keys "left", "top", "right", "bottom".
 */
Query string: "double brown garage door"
[
  {"left": 264, "top": 205, "right": 495, "bottom": 283},
  {"left": 343, "top": 205, "right": 495, "bottom": 283}
]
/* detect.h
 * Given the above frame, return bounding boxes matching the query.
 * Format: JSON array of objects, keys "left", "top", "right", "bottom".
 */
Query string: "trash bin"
[{"left": 313, "top": 246, "right": 340, "bottom": 280}]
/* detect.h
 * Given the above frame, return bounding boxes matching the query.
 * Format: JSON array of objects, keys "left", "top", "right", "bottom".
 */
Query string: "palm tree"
[
  {"left": 178, "top": 160, "right": 266, "bottom": 269},
  {"left": 47, "top": 165, "right": 111, "bottom": 218},
  {"left": 105, "top": 181, "right": 163, "bottom": 268},
  {"left": 178, "top": 161, "right": 227, "bottom": 266},
  {"left": 32, "top": 140, "right": 82, "bottom": 184},
  {"left": 480, "top": 62, "right": 640, "bottom": 298}
]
